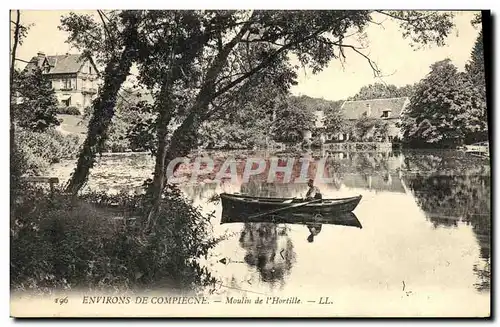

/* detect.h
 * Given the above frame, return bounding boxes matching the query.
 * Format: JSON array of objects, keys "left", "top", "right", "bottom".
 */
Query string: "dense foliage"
[
  {"left": 12, "top": 68, "right": 60, "bottom": 131},
  {"left": 465, "top": 29, "right": 485, "bottom": 90},
  {"left": 198, "top": 120, "right": 269, "bottom": 149},
  {"left": 197, "top": 93, "right": 345, "bottom": 148},
  {"left": 56, "top": 106, "right": 81, "bottom": 115},
  {"left": 465, "top": 15, "right": 486, "bottom": 107},
  {"left": 14, "top": 128, "right": 81, "bottom": 175},
  {"left": 348, "top": 116, "right": 390, "bottom": 142},
  {"left": 11, "top": 185, "right": 223, "bottom": 293},
  {"left": 399, "top": 59, "right": 487, "bottom": 147},
  {"left": 80, "top": 88, "right": 155, "bottom": 153},
  {"left": 272, "top": 96, "right": 315, "bottom": 143}
]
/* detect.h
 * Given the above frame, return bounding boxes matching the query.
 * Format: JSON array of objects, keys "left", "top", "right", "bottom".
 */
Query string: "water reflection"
[
  {"left": 306, "top": 223, "right": 322, "bottom": 243},
  {"left": 238, "top": 222, "right": 295, "bottom": 288},
  {"left": 405, "top": 173, "right": 491, "bottom": 292},
  {"left": 221, "top": 150, "right": 490, "bottom": 293},
  {"left": 48, "top": 149, "right": 491, "bottom": 300},
  {"left": 223, "top": 210, "right": 362, "bottom": 286}
]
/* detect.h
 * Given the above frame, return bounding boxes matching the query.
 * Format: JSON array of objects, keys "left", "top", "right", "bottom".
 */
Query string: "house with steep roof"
[
  {"left": 303, "top": 97, "right": 409, "bottom": 144},
  {"left": 338, "top": 97, "right": 410, "bottom": 142},
  {"left": 317, "top": 97, "right": 409, "bottom": 143},
  {"left": 23, "top": 52, "right": 99, "bottom": 113}
]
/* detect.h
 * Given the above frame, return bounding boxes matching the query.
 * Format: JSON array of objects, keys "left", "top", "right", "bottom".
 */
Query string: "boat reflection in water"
[
  {"left": 221, "top": 209, "right": 362, "bottom": 286},
  {"left": 221, "top": 209, "right": 362, "bottom": 230}
]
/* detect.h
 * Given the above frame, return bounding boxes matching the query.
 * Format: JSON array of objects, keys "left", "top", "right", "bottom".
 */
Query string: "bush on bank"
[
  {"left": 10, "top": 183, "right": 222, "bottom": 294},
  {"left": 14, "top": 127, "right": 81, "bottom": 175},
  {"left": 56, "top": 106, "right": 82, "bottom": 116}
]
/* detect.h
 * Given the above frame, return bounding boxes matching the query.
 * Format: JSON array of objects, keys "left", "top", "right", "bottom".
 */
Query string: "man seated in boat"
[{"left": 305, "top": 179, "right": 322, "bottom": 200}]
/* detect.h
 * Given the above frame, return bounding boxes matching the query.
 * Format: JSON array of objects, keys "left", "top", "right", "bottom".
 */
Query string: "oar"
[{"left": 247, "top": 198, "right": 322, "bottom": 220}]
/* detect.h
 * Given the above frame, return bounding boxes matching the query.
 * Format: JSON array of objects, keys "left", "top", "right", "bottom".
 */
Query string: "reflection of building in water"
[
  {"left": 323, "top": 151, "right": 407, "bottom": 193},
  {"left": 341, "top": 173, "right": 406, "bottom": 193},
  {"left": 241, "top": 181, "right": 310, "bottom": 198},
  {"left": 180, "top": 151, "right": 408, "bottom": 198},
  {"left": 328, "top": 150, "right": 404, "bottom": 169},
  {"left": 241, "top": 180, "right": 342, "bottom": 198},
  {"left": 238, "top": 223, "right": 296, "bottom": 287},
  {"left": 238, "top": 156, "right": 341, "bottom": 197}
]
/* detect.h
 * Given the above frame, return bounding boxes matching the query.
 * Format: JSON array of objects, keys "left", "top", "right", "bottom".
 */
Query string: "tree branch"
[
  {"left": 97, "top": 9, "right": 116, "bottom": 50},
  {"left": 319, "top": 37, "right": 382, "bottom": 78},
  {"left": 341, "top": 44, "right": 381, "bottom": 77},
  {"left": 204, "top": 96, "right": 237, "bottom": 120},
  {"left": 99, "top": 9, "right": 113, "bottom": 23},
  {"left": 15, "top": 57, "right": 31, "bottom": 64},
  {"left": 203, "top": 12, "right": 256, "bottom": 88},
  {"left": 10, "top": 11, "right": 21, "bottom": 87},
  {"left": 212, "top": 25, "right": 331, "bottom": 100},
  {"left": 368, "top": 16, "right": 388, "bottom": 27},
  {"left": 240, "top": 38, "right": 286, "bottom": 47},
  {"left": 374, "top": 10, "right": 432, "bottom": 23}
]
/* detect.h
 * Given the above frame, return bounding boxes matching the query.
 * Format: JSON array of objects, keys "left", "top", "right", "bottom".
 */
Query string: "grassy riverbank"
[{"left": 10, "top": 183, "right": 223, "bottom": 294}]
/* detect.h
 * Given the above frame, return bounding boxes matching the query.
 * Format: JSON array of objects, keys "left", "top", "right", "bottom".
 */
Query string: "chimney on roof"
[
  {"left": 366, "top": 103, "right": 371, "bottom": 117},
  {"left": 37, "top": 51, "right": 45, "bottom": 59}
]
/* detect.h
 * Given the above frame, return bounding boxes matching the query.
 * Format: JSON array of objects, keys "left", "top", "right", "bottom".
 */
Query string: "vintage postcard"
[{"left": 9, "top": 9, "right": 491, "bottom": 318}]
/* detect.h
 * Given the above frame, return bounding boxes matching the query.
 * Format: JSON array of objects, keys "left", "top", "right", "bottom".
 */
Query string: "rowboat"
[
  {"left": 220, "top": 192, "right": 362, "bottom": 216},
  {"left": 221, "top": 210, "right": 362, "bottom": 228}
]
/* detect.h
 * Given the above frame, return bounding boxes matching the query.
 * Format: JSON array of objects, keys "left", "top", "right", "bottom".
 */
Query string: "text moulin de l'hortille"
[{"left": 226, "top": 296, "right": 302, "bottom": 304}]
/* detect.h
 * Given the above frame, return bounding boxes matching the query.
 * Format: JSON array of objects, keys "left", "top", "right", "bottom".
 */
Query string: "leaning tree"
[{"left": 60, "top": 10, "right": 456, "bottom": 227}]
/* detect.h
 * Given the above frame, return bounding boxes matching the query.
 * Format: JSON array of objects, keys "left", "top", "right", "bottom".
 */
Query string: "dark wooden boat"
[
  {"left": 220, "top": 192, "right": 362, "bottom": 216},
  {"left": 221, "top": 210, "right": 362, "bottom": 228}
]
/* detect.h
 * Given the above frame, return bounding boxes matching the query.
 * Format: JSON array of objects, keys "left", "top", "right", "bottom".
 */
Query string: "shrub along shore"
[
  {"left": 12, "top": 127, "right": 223, "bottom": 294},
  {"left": 10, "top": 181, "right": 223, "bottom": 295}
]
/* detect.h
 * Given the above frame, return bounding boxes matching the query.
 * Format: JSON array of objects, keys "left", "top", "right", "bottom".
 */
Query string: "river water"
[{"left": 48, "top": 149, "right": 491, "bottom": 317}]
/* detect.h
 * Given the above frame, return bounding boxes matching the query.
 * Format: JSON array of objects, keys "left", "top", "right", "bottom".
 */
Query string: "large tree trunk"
[
  {"left": 144, "top": 98, "right": 173, "bottom": 226},
  {"left": 65, "top": 12, "right": 141, "bottom": 195},
  {"left": 144, "top": 18, "right": 253, "bottom": 227},
  {"left": 145, "top": 110, "right": 201, "bottom": 229}
]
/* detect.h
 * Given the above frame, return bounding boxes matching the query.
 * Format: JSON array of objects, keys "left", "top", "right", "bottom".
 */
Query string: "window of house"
[
  {"left": 388, "top": 135, "right": 394, "bottom": 142},
  {"left": 89, "top": 65, "right": 92, "bottom": 74},
  {"left": 63, "top": 79, "right": 72, "bottom": 90},
  {"left": 382, "top": 110, "right": 391, "bottom": 118},
  {"left": 63, "top": 78, "right": 76, "bottom": 90}
]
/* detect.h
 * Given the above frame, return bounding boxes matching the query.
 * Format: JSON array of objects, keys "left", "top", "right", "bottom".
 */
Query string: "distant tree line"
[{"left": 347, "top": 83, "right": 416, "bottom": 101}]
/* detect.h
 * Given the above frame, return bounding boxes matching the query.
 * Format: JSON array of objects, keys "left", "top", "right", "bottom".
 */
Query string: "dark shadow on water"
[{"left": 238, "top": 222, "right": 294, "bottom": 288}]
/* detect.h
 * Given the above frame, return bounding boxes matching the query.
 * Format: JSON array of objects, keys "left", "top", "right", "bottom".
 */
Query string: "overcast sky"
[{"left": 13, "top": 10, "right": 481, "bottom": 101}]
